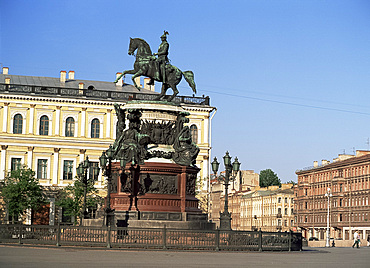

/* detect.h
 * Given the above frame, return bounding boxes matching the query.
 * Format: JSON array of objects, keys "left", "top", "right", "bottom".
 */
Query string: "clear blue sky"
[{"left": 1, "top": 0, "right": 370, "bottom": 182}]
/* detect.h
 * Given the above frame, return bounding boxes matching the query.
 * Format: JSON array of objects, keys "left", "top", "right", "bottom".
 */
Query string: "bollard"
[
  {"left": 258, "top": 229, "right": 262, "bottom": 252},
  {"left": 215, "top": 228, "right": 220, "bottom": 251},
  {"left": 107, "top": 224, "right": 111, "bottom": 248},
  {"left": 56, "top": 223, "right": 61, "bottom": 247},
  {"left": 162, "top": 225, "right": 167, "bottom": 250},
  {"left": 18, "top": 224, "right": 23, "bottom": 244}
]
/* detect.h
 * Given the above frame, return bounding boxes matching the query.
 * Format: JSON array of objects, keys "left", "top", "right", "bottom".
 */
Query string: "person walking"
[
  {"left": 352, "top": 231, "right": 360, "bottom": 248},
  {"left": 367, "top": 234, "right": 370, "bottom": 247}
]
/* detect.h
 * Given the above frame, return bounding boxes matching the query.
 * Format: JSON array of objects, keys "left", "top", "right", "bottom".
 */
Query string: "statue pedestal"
[{"left": 109, "top": 162, "right": 214, "bottom": 230}]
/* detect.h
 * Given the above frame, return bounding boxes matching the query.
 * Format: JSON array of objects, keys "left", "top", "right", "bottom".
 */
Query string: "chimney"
[
  {"left": 68, "top": 71, "right": 75, "bottom": 80},
  {"left": 2, "top": 67, "right": 9, "bottom": 75},
  {"left": 143, "top": 78, "right": 155, "bottom": 91},
  {"left": 313, "top": 161, "right": 318, "bottom": 167},
  {"left": 321, "top": 159, "right": 329, "bottom": 166},
  {"left": 5, "top": 77, "right": 10, "bottom": 84},
  {"left": 134, "top": 76, "right": 142, "bottom": 88},
  {"left": 60, "top": 71, "right": 66, "bottom": 83},
  {"left": 115, "top": 72, "right": 123, "bottom": 87},
  {"left": 79, "top": 83, "right": 84, "bottom": 89}
]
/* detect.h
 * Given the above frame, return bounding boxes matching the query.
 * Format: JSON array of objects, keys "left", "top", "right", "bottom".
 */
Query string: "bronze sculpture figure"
[{"left": 115, "top": 32, "right": 196, "bottom": 102}]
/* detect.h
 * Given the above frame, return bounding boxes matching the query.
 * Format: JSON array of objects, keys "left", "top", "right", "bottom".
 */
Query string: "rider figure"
[{"left": 148, "top": 31, "right": 169, "bottom": 85}]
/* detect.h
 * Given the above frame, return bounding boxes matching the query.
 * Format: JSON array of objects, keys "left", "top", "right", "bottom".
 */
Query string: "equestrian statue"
[{"left": 115, "top": 31, "right": 196, "bottom": 102}]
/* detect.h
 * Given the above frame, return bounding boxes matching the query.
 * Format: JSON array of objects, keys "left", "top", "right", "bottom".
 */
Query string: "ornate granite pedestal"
[{"left": 105, "top": 101, "right": 214, "bottom": 230}]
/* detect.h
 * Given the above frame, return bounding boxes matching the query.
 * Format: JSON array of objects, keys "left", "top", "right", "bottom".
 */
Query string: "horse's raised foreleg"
[
  {"left": 155, "top": 83, "right": 169, "bottom": 101},
  {"left": 114, "top": 69, "right": 136, "bottom": 83}
]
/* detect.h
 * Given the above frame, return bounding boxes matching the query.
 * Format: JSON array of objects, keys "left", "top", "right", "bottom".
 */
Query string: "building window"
[
  {"left": 190, "top": 124, "right": 198, "bottom": 144},
  {"left": 278, "top": 208, "right": 281, "bottom": 215},
  {"left": 285, "top": 208, "right": 288, "bottom": 215},
  {"left": 37, "top": 159, "right": 48, "bottom": 179},
  {"left": 89, "top": 162, "right": 99, "bottom": 181},
  {"left": 11, "top": 158, "right": 22, "bottom": 171},
  {"left": 13, "top": 114, "right": 23, "bottom": 134},
  {"left": 39, "top": 115, "right": 49, "bottom": 135},
  {"left": 65, "top": 117, "right": 75, "bottom": 137},
  {"left": 91, "top": 119, "right": 100, "bottom": 138},
  {"left": 278, "top": 197, "right": 281, "bottom": 203},
  {"left": 63, "top": 160, "right": 73, "bottom": 180}
]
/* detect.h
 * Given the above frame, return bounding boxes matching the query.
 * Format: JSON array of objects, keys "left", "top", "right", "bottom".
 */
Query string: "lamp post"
[
  {"left": 76, "top": 156, "right": 100, "bottom": 222},
  {"left": 211, "top": 151, "right": 241, "bottom": 230},
  {"left": 325, "top": 187, "right": 332, "bottom": 247},
  {"left": 100, "top": 145, "right": 115, "bottom": 227}
]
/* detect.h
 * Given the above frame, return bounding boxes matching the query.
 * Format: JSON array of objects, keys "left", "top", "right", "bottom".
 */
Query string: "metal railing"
[
  {"left": 0, "top": 224, "right": 302, "bottom": 251},
  {"left": 0, "top": 83, "right": 210, "bottom": 106}
]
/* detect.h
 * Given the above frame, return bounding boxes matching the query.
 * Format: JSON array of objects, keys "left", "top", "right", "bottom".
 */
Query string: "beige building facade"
[{"left": 0, "top": 68, "right": 215, "bottom": 224}]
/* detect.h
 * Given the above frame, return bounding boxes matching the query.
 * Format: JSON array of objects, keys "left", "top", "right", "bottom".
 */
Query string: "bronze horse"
[{"left": 115, "top": 38, "right": 196, "bottom": 102}]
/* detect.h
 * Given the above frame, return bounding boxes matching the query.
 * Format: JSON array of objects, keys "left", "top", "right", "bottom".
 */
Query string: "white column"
[
  {"left": 2, "top": 103, "right": 9, "bottom": 132},
  {"left": 55, "top": 106, "right": 61, "bottom": 135},
  {"left": 28, "top": 104, "right": 35, "bottom": 134},
  {"left": 106, "top": 109, "right": 111, "bottom": 138},
  {"left": 203, "top": 117, "right": 209, "bottom": 144},
  {"left": 52, "top": 148, "right": 60, "bottom": 185},
  {"left": 0, "top": 145, "right": 8, "bottom": 180},
  {"left": 27, "top": 147, "right": 34, "bottom": 168},
  {"left": 203, "top": 158, "right": 209, "bottom": 190},
  {"left": 80, "top": 108, "right": 86, "bottom": 137},
  {"left": 80, "top": 149, "right": 86, "bottom": 163}
]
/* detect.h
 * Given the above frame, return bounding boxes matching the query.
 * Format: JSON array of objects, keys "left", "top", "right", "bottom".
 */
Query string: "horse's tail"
[{"left": 182, "top": 71, "right": 196, "bottom": 94}]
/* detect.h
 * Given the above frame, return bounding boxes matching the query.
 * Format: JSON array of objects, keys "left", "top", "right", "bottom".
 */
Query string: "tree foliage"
[
  {"left": 259, "top": 169, "right": 281, "bottom": 187},
  {"left": 0, "top": 166, "right": 45, "bottom": 222},
  {"left": 56, "top": 178, "right": 102, "bottom": 225}
]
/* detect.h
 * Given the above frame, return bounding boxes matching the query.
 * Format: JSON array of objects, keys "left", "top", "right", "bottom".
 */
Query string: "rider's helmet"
[{"left": 161, "top": 31, "right": 169, "bottom": 40}]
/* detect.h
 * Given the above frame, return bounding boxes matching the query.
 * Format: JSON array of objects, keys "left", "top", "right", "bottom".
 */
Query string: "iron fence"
[{"left": 0, "top": 224, "right": 302, "bottom": 251}]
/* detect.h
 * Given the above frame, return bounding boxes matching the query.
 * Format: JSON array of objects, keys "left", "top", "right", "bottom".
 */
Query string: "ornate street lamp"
[
  {"left": 325, "top": 187, "right": 332, "bottom": 247},
  {"left": 100, "top": 145, "right": 115, "bottom": 227},
  {"left": 212, "top": 152, "right": 241, "bottom": 230},
  {"left": 77, "top": 156, "right": 99, "bottom": 223}
]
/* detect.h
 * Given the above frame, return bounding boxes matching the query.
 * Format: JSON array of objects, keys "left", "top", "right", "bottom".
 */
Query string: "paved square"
[{"left": 0, "top": 245, "right": 369, "bottom": 268}]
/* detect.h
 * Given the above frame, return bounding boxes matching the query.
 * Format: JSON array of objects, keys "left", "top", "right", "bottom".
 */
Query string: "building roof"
[
  {"left": 0, "top": 73, "right": 155, "bottom": 94},
  {"left": 0, "top": 72, "right": 211, "bottom": 106},
  {"left": 241, "top": 187, "right": 293, "bottom": 199}
]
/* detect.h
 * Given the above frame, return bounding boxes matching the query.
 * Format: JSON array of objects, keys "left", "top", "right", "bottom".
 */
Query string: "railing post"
[
  {"left": 56, "top": 223, "right": 61, "bottom": 247},
  {"left": 215, "top": 228, "right": 220, "bottom": 251},
  {"left": 258, "top": 229, "right": 262, "bottom": 252},
  {"left": 18, "top": 223, "right": 23, "bottom": 244},
  {"left": 162, "top": 225, "right": 167, "bottom": 250},
  {"left": 107, "top": 225, "right": 112, "bottom": 248},
  {"left": 288, "top": 230, "right": 292, "bottom": 252}
]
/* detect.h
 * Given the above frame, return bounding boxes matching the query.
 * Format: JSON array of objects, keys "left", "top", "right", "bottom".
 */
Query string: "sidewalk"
[{"left": 0, "top": 244, "right": 369, "bottom": 268}]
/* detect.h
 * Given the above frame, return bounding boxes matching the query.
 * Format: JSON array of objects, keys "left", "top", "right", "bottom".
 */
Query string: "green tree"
[
  {"left": 286, "top": 180, "right": 296, "bottom": 185},
  {"left": 0, "top": 166, "right": 45, "bottom": 223},
  {"left": 259, "top": 169, "right": 281, "bottom": 187},
  {"left": 56, "top": 179, "right": 102, "bottom": 225}
]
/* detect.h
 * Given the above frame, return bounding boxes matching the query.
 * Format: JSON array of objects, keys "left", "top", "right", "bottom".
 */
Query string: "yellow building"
[
  {"left": 240, "top": 184, "right": 295, "bottom": 232},
  {"left": 0, "top": 67, "right": 215, "bottom": 224},
  {"left": 209, "top": 170, "right": 259, "bottom": 228}
]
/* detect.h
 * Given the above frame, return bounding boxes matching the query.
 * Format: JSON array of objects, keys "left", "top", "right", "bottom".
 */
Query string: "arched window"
[
  {"left": 39, "top": 115, "right": 49, "bottom": 135},
  {"left": 91, "top": 118, "right": 100, "bottom": 138},
  {"left": 13, "top": 114, "right": 23, "bottom": 134},
  {"left": 65, "top": 117, "right": 75, "bottom": 137},
  {"left": 190, "top": 124, "right": 198, "bottom": 143}
]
